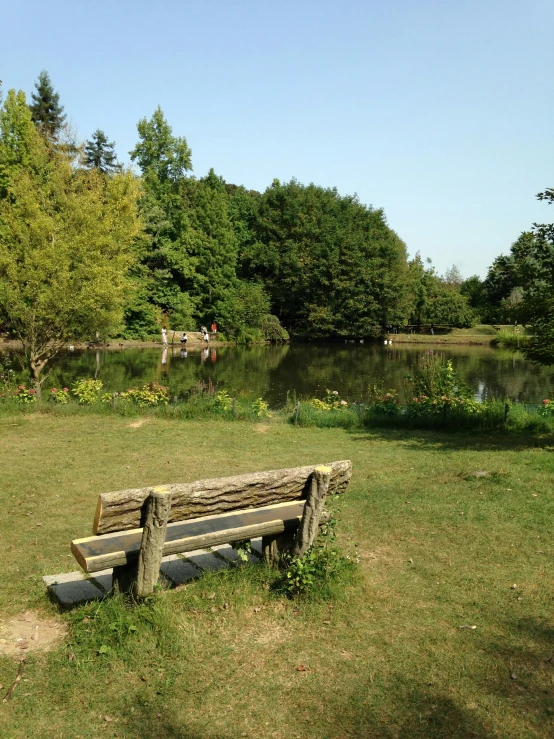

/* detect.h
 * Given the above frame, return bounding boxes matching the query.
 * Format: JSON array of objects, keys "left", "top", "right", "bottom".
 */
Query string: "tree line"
[{"left": 1, "top": 71, "right": 553, "bottom": 393}]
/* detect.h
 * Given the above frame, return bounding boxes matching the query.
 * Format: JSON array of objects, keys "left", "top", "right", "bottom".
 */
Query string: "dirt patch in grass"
[
  {"left": 255, "top": 424, "right": 270, "bottom": 433},
  {"left": 0, "top": 611, "right": 67, "bottom": 659},
  {"left": 128, "top": 418, "right": 148, "bottom": 428}
]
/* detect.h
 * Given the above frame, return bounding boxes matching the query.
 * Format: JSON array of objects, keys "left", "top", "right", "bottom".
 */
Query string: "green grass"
[
  {"left": 393, "top": 324, "right": 533, "bottom": 345},
  {"left": 1, "top": 413, "right": 554, "bottom": 737}
]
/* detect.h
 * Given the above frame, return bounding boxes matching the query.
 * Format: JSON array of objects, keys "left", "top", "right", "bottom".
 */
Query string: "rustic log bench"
[{"left": 71, "top": 460, "right": 352, "bottom": 597}]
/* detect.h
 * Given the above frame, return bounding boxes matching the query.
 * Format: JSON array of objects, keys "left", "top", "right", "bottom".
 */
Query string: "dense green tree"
[
  {"left": 29, "top": 70, "right": 66, "bottom": 140},
  {"left": 126, "top": 107, "right": 196, "bottom": 334},
  {"left": 242, "top": 179, "right": 409, "bottom": 338},
  {"left": 460, "top": 275, "right": 487, "bottom": 317},
  {"left": 512, "top": 193, "right": 554, "bottom": 363},
  {"left": 0, "top": 89, "right": 142, "bottom": 393},
  {"left": 84, "top": 129, "right": 120, "bottom": 173},
  {"left": 130, "top": 106, "right": 192, "bottom": 184},
  {"left": 407, "top": 255, "right": 475, "bottom": 328}
]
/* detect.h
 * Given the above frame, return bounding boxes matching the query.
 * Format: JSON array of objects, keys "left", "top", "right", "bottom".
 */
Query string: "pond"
[{"left": 2, "top": 341, "right": 554, "bottom": 407}]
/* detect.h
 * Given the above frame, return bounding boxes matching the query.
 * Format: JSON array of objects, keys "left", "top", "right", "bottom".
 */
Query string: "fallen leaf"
[
  {"left": 323, "top": 620, "right": 330, "bottom": 625},
  {"left": 459, "top": 625, "right": 477, "bottom": 630},
  {"left": 296, "top": 665, "right": 307, "bottom": 672},
  {"left": 253, "top": 607, "right": 261, "bottom": 613},
  {"left": 222, "top": 602, "right": 229, "bottom": 610},
  {"left": 68, "top": 651, "right": 75, "bottom": 661},
  {"left": 104, "top": 715, "right": 113, "bottom": 722},
  {"left": 510, "top": 672, "right": 517, "bottom": 680}
]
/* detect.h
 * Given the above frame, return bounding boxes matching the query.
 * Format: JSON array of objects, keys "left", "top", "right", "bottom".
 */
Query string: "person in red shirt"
[{"left": 211, "top": 321, "right": 217, "bottom": 334}]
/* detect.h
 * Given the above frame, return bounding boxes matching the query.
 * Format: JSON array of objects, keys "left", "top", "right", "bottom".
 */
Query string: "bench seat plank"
[
  {"left": 93, "top": 459, "right": 351, "bottom": 534},
  {"left": 73, "top": 500, "right": 311, "bottom": 573}
]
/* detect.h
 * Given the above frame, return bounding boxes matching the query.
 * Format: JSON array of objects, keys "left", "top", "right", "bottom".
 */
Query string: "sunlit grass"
[{"left": 1, "top": 413, "right": 554, "bottom": 737}]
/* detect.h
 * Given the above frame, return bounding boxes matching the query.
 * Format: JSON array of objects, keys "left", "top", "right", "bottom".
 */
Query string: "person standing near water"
[{"left": 161, "top": 327, "right": 168, "bottom": 345}]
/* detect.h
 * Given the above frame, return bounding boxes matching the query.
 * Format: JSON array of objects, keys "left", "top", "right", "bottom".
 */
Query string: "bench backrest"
[{"left": 93, "top": 460, "right": 352, "bottom": 535}]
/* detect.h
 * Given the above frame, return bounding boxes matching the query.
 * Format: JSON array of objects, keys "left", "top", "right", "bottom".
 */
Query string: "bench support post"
[
  {"left": 262, "top": 532, "right": 294, "bottom": 568},
  {"left": 134, "top": 486, "right": 172, "bottom": 598},
  {"left": 112, "top": 562, "right": 138, "bottom": 594},
  {"left": 293, "top": 465, "right": 331, "bottom": 559}
]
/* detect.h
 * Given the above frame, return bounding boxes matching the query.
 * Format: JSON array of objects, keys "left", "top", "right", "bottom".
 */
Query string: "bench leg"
[
  {"left": 262, "top": 532, "right": 295, "bottom": 568},
  {"left": 112, "top": 563, "right": 138, "bottom": 593}
]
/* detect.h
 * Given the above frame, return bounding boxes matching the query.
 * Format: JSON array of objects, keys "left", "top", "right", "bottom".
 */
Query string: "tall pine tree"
[
  {"left": 29, "top": 70, "right": 66, "bottom": 140},
  {"left": 84, "top": 129, "right": 120, "bottom": 173}
]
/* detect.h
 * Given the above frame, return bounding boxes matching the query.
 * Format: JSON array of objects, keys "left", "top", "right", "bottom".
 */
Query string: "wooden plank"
[
  {"left": 93, "top": 459, "right": 351, "bottom": 534},
  {"left": 74, "top": 500, "right": 316, "bottom": 573}
]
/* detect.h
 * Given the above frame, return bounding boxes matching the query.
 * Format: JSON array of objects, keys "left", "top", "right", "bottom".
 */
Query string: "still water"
[{"left": 3, "top": 342, "right": 554, "bottom": 407}]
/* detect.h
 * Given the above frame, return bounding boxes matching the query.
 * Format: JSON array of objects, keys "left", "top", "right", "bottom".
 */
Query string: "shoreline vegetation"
[{"left": 0, "top": 324, "right": 532, "bottom": 351}]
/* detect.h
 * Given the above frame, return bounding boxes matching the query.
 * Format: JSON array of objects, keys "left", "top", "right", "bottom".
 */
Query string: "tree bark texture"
[
  {"left": 134, "top": 487, "right": 172, "bottom": 598},
  {"left": 93, "top": 460, "right": 351, "bottom": 534},
  {"left": 293, "top": 465, "right": 331, "bottom": 559}
]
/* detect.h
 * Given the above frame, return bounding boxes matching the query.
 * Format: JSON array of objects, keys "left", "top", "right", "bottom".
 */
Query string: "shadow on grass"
[
  {"left": 345, "top": 688, "right": 493, "bottom": 739},
  {"left": 121, "top": 687, "right": 493, "bottom": 739},
  {"left": 346, "top": 426, "right": 554, "bottom": 453}
]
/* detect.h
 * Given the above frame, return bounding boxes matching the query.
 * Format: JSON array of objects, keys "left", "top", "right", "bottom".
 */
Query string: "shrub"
[
  {"left": 121, "top": 382, "right": 170, "bottom": 407},
  {"left": 368, "top": 384, "right": 400, "bottom": 417},
  {"left": 11, "top": 384, "right": 36, "bottom": 404},
  {"left": 214, "top": 390, "right": 234, "bottom": 413},
  {"left": 259, "top": 314, "right": 289, "bottom": 343},
  {"left": 252, "top": 397, "right": 271, "bottom": 418},
  {"left": 307, "top": 389, "right": 350, "bottom": 411},
  {"left": 276, "top": 498, "right": 357, "bottom": 598},
  {"left": 72, "top": 379, "right": 103, "bottom": 404},
  {"left": 538, "top": 399, "right": 554, "bottom": 418},
  {"left": 49, "top": 387, "right": 70, "bottom": 404}
]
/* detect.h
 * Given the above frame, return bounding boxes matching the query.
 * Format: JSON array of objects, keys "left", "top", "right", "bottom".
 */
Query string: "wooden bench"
[{"left": 71, "top": 460, "right": 352, "bottom": 597}]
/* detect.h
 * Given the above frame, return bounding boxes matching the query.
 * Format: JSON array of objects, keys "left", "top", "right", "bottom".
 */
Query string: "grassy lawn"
[
  {"left": 392, "top": 325, "right": 532, "bottom": 345},
  {"left": 1, "top": 412, "right": 554, "bottom": 738}
]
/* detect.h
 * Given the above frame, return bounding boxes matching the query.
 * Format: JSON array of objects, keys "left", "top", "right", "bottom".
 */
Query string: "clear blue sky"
[{"left": 2, "top": 0, "right": 552, "bottom": 277}]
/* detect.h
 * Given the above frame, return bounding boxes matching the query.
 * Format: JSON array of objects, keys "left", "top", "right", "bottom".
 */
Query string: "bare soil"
[{"left": 0, "top": 610, "right": 67, "bottom": 659}]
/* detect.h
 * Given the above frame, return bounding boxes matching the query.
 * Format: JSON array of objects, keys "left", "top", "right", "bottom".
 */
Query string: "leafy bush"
[
  {"left": 252, "top": 397, "right": 271, "bottom": 418},
  {"left": 276, "top": 499, "right": 357, "bottom": 599},
  {"left": 215, "top": 390, "right": 234, "bottom": 412},
  {"left": 368, "top": 384, "right": 400, "bottom": 417},
  {"left": 307, "top": 389, "right": 350, "bottom": 411},
  {"left": 49, "top": 387, "right": 70, "bottom": 404},
  {"left": 538, "top": 399, "right": 554, "bottom": 418},
  {"left": 405, "top": 352, "right": 478, "bottom": 420},
  {"left": 259, "top": 314, "right": 289, "bottom": 343},
  {"left": 72, "top": 378, "right": 103, "bottom": 404},
  {"left": 11, "top": 384, "right": 37, "bottom": 404},
  {"left": 121, "top": 382, "right": 170, "bottom": 407}
]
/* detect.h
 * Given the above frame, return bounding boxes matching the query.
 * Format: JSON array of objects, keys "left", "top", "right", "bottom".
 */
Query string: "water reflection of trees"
[{"left": 2, "top": 343, "right": 553, "bottom": 406}]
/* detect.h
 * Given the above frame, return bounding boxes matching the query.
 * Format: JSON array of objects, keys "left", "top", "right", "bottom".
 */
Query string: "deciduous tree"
[{"left": 0, "top": 90, "right": 142, "bottom": 394}]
